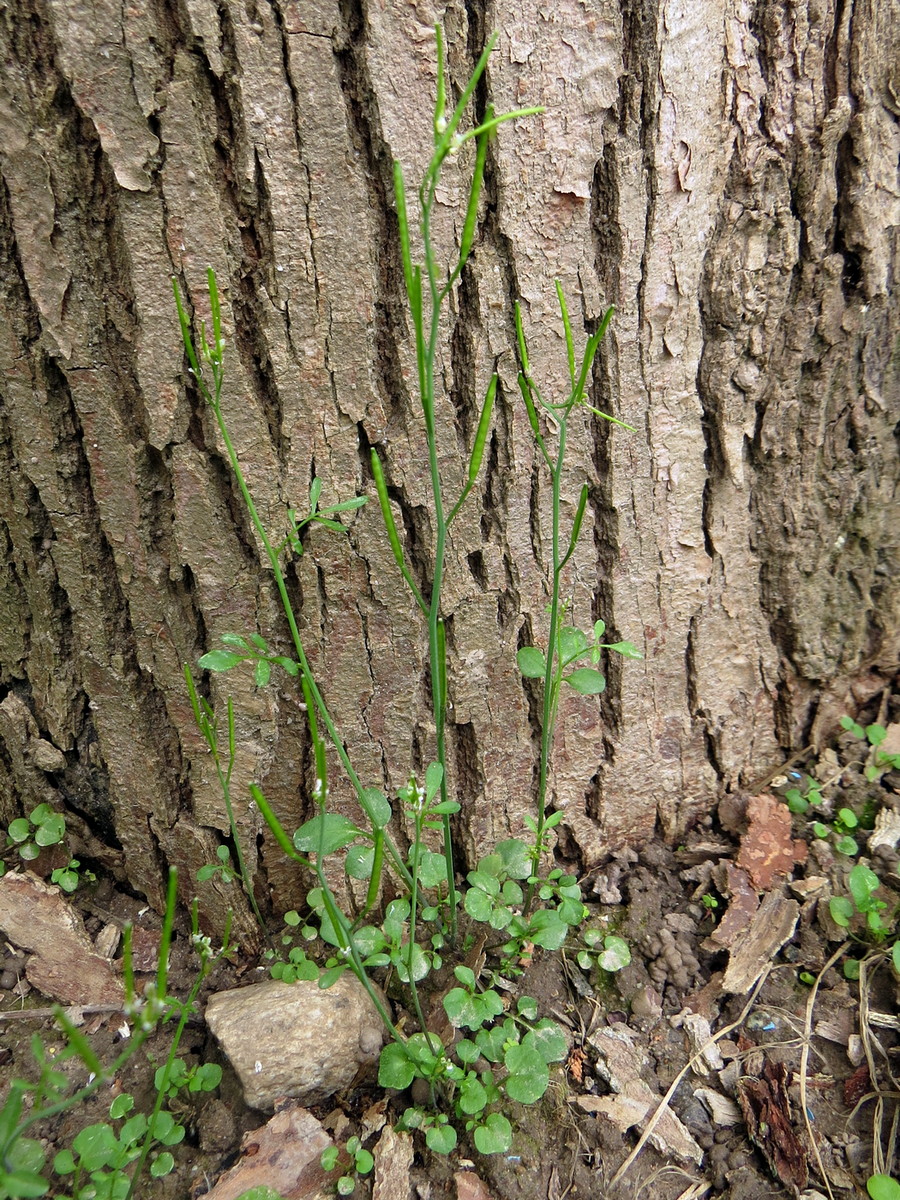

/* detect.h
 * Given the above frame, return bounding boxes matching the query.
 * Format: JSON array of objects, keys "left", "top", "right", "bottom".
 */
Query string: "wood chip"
[
  {"left": 0, "top": 871, "right": 124, "bottom": 1006},
  {"left": 373, "top": 1125, "right": 413, "bottom": 1200},
  {"left": 722, "top": 890, "right": 799, "bottom": 995},
  {"left": 203, "top": 1105, "right": 335, "bottom": 1200}
]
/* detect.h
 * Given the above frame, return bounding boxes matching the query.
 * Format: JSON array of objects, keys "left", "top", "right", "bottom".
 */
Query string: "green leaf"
[
  {"left": 829, "top": 896, "right": 854, "bottom": 927},
  {"left": 504, "top": 1042, "right": 549, "bottom": 1103},
  {"left": 53, "top": 1149, "right": 76, "bottom": 1175},
  {"left": 516, "top": 995, "right": 538, "bottom": 1020},
  {"left": 454, "top": 965, "right": 477, "bottom": 990},
  {"left": 345, "top": 843, "right": 375, "bottom": 880},
  {"left": 456, "top": 1039, "right": 480, "bottom": 1064},
  {"left": 151, "top": 1152, "right": 175, "bottom": 1177},
  {"left": 849, "top": 863, "right": 880, "bottom": 910},
  {"left": 418, "top": 850, "right": 448, "bottom": 889},
  {"left": 34, "top": 813, "right": 65, "bottom": 846},
  {"left": 379, "top": 1042, "right": 417, "bottom": 1090},
  {"left": 835, "top": 836, "right": 859, "bottom": 856},
  {"left": 254, "top": 658, "right": 271, "bottom": 688},
  {"left": 473, "top": 1112, "right": 512, "bottom": 1155},
  {"left": 840, "top": 715, "right": 865, "bottom": 739},
  {"left": 893, "top": 942, "right": 900, "bottom": 973},
  {"left": 605, "top": 640, "right": 643, "bottom": 659},
  {"left": 464, "top": 887, "right": 493, "bottom": 923},
  {"left": 73, "top": 1123, "right": 119, "bottom": 1171},
  {"left": 319, "top": 965, "right": 347, "bottom": 989},
  {"left": 7, "top": 818, "right": 30, "bottom": 843},
  {"left": 866, "top": 723, "right": 887, "bottom": 747},
  {"left": 0, "top": 1169, "right": 49, "bottom": 1198},
  {"left": 293, "top": 814, "right": 362, "bottom": 855},
  {"left": 425, "top": 1123, "right": 457, "bottom": 1154},
  {"left": 837, "top": 808, "right": 859, "bottom": 829},
  {"left": 109, "top": 1094, "right": 135, "bottom": 1120},
  {"left": 597, "top": 936, "right": 631, "bottom": 971},
  {"left": 198, "top": 650, "right": 244, "bottom": 671},
  {"left": 361, "top": 787, "right": 392, "bottom": 829},
  {"left": 495, "top": 839, "right": 532, "bottom": 880},
  {"left": 844, "top": 958, "right": 861, "bottom": 980},
  {"left": 524, "top": 1020, "right": 568, "bottom": 1064},
  {"left": 275, "top": 656, "right": 299, "bottom": 676},
  {"left": 867, "top": 1176, "right": 900, "bottom": 1200},
  {"left": 517, "top": 646, "right": 546, "bottom": 678},
  {"left": 220, "top": 633, "right": 249, "bottom": 650},
  {"left": 559, "top": 626, "right": 589, "bottom": 664},
  {"left": 443, "top": 987, "right": 482, "bottom": 1030},
  {"left": 424, "top": 761, "right": 444, "bottom": 804},
  {"left": 459, "top": 1074, "right": 488, "bottom": 1115},
  {"left": 527, "top": 909, "right": 568, "bottom": 950},
  {"left": 564, "top": 667, "right": 606, "bottom": 695}
]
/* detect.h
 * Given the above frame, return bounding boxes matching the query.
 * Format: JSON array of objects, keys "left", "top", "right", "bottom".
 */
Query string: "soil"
[{"left": 2, "top": 684, "right": 899, "bottom": 1200}]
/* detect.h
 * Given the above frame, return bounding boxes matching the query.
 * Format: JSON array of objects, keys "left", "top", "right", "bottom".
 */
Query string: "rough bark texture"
[{"left": 0, "top": 0, "right": 897, "bottom": 932}]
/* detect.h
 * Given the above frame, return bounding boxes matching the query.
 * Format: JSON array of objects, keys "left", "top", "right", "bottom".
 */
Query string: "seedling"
[
  {"left": 3, "top": 803, "right": 66, "bottom": 865},
  {"left": 841, "top": 716, "right": 900, "bottom": 783},
  {"left": 829, "top": 862, "right": 900, "bottom": 979},
  {"left": 321, "top": 1136, "right": 374, "bottom": 1196},
  {"left": 576, "top": 930, "right": 631, "bottom": 974},
  {"left": 50, "top": 858, "right": 95, "bottom": 894}
]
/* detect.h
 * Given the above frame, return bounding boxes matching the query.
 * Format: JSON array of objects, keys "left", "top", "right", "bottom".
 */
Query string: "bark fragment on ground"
[
  {"left": 203, "top": 1105, "right": 336, "bottom": 1200},
  {"left": 0, "top": 870, "right": 124, "bottom": 1006}
]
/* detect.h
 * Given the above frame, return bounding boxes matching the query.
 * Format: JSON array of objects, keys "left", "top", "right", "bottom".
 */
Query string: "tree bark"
[{"left": 0, "top": 0, "right": 897, "bottom": 934}]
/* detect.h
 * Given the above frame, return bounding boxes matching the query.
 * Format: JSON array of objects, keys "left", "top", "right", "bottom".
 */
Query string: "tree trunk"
[{"left": 1, "top": 0, "right": 897, "bottom": 935}]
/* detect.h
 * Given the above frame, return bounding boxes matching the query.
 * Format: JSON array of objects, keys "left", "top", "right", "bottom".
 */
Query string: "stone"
[{"left": 205, "top": 975, "right": 386, "bottom": 1111}]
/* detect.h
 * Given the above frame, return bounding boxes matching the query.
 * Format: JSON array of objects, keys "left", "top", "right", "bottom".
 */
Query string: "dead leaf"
[
  {"left": 737, "top": 1059, "right": 808, "bottom": 1194},
  {"left": 737, "top": 793, "right": 807, "bottom": 889}
]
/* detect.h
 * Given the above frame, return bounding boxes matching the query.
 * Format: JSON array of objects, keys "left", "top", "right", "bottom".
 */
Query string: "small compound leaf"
[
  {"left": 517, "top": 646, "right": 546, "bottom": 678},
  {"left": 564, "top": 667, "right": 606, "bottom": 695}
]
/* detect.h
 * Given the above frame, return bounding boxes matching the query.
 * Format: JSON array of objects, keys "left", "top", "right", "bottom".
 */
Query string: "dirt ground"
[{"left": 2, "top": 682, "right": 899, "bottom": 1200}]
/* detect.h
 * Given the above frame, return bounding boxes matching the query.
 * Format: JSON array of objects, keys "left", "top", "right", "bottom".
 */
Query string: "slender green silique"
[
  {"left": 384, "top": 27, "right": 543, "bottom": 941},
  {"left": 515, "top": 291, "right": 629, "bottom": 912}
]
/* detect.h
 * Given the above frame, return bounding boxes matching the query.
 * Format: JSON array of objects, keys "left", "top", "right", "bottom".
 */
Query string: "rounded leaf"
[
  {"left": 597, "top": 936, "right": 631, "bottom": 972},
  {"left": 473, "top": 1113, "right": 511, "bottom": 1155},
  {"left": 517, "top": 646, "right": 546, "bottom": 678},
  {"left": 379, "top": 1043, "right": 416, "bottom": 1090},
  {"left": 868, "top": 1176, "right": 900, "bottom": 1200},
  {"left": 151, "top": 1152, "right": 175, "bottom": 1177},
  {"left": 425, "top": 1123, "right": 457, "bottom": 1154},
  {"left": 564, "top": 667, "right": 606, "bottom": 695}
]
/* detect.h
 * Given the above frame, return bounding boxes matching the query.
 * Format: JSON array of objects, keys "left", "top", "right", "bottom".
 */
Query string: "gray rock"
[{"left": 205, "top": 975, "right": 387, "bottom": 1111}]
